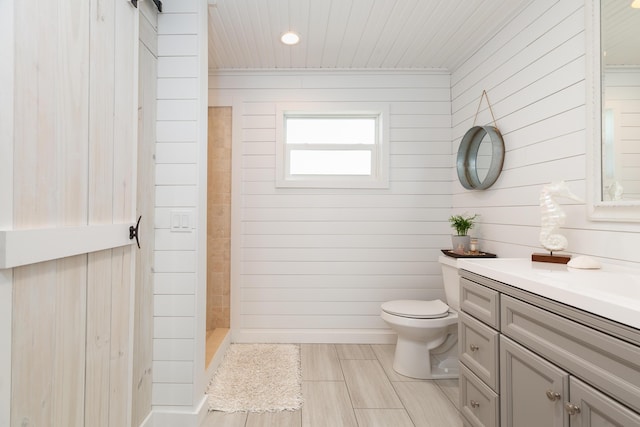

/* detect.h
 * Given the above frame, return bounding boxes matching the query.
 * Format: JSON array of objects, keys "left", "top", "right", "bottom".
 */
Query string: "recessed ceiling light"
[
  {"left": 633, "top": 0, "right": 640, "bottom": 8},
  {"left": 280, "top": 31, "right": 300, "bottom": 45}
]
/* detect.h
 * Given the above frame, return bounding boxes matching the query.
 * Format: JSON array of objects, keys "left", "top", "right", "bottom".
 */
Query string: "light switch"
[
  {"left": 180, "top": 213, "right": 190, "bottom": 229},
  {"left": 170, "top": 210, "right": 193, "bottom": 232},
  {"left": 171, "top": 212, "right": 181, "bottom": 230}
]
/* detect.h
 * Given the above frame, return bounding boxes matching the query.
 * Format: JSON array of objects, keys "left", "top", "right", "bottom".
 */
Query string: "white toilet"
[{"left": 380, "top": 255, "right": 460, "bottom": 379}]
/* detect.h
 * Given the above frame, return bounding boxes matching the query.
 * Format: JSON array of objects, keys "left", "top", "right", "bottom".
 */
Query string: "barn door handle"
[
  {"left": 131, "top": 0, "right": 162, "bottom": 11},
  {"left": 130, "top": 216, "right": 142, "bottom": 249}
]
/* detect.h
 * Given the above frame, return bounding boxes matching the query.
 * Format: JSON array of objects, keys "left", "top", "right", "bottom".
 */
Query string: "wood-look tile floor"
[{"left": 201, "top": 343, "right": 464, "bottom": 427}]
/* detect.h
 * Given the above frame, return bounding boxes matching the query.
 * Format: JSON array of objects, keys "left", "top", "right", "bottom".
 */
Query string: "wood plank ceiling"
[{"left": 207, "top": 0, "right": 534, "bottom": 71}]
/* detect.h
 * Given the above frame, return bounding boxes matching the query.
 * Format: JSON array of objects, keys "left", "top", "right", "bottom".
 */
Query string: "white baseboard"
[
  {"left": 232, "top": 329, "right": 397, "bottom": 344},
  {"left": 149, "top": 395, "right": 208, "bottom": 427},
  {"left": 195, "top": 395, "right": 209, "bottom": 427},
  {"left": 139, "top": 411, "right": 154, "bottom": 427}
]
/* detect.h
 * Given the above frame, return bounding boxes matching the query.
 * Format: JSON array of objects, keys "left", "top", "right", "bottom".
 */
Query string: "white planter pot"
[{"left": 451, "top": 235, "right": 471, "bottom": 253}]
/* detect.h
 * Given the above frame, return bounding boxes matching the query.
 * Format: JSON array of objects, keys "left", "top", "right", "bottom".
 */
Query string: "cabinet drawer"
[
  {"left": 459, "top": 312, "right": 499, "bottom": 392},
  {"left": 460, "top": 277, "right": 499, "bottom": 329},
  {"left": 501, "top": 294, "right": 640, "bottom": 414},
  {"left": 460, "top": 362, "right": 499, "bottom": 427}
]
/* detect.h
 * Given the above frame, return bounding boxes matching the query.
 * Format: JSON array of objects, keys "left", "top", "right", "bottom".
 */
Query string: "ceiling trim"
[{"left": 208, "top": 67, "right": 451, "bottom": 76}]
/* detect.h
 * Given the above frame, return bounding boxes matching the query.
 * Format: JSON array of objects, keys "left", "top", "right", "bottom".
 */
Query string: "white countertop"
[{"left": 456, "top": 258, "right": 640, "bottom": 330}]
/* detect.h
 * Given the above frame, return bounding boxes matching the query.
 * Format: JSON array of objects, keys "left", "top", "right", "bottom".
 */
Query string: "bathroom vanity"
[{"left": 456, "top": 258, "right": 640, "bottom": 427}]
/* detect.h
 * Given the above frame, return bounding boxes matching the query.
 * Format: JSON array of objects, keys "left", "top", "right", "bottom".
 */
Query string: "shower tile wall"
[{"left": 207, "top": 106, "right": 231, "bottom": 329}]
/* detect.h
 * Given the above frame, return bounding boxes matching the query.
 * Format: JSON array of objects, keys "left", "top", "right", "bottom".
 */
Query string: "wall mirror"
[
  {"left": 456, "top": 125, "right": 505, "bottom": 190},
  {"left": 587, "top": 0, "right": 640, "bottom": 221}
]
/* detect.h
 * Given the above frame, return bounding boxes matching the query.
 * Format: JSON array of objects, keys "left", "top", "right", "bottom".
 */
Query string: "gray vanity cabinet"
[{"left": 458, "top": 270, "right": 640, "bottom": 427}]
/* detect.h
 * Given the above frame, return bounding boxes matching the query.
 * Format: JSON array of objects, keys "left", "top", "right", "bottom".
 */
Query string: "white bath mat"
[{"left": 207, "top": 343, "right": 303, "bottom": 413}]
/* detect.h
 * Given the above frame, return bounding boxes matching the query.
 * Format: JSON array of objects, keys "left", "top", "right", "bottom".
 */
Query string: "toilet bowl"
[{"left": 380, "top": 255, "right": 460, "bottom": 379}]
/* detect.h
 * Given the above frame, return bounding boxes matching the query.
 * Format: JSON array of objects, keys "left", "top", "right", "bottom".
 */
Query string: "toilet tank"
[{"left": 438, "top": 255, "right": 460, "bottom": 311}]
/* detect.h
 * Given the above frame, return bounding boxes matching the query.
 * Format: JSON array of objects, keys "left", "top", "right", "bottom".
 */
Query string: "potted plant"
[{"left": 449, "top": 213, "right": 477, "bottom": 253}]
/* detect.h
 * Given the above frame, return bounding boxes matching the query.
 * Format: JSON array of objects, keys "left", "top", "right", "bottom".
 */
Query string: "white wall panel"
[
  {"left": 154, "top": 295, "right": 196, "bottom": 317},
  {"left": 241, "top": 180, "right": 452, "bottom": 195},
  {"left": 240, "top": 261, "right": 432, "bottom": 276},
  {"left": 154, "top": 273, "right": 197, "bottom": 294},
  {"left": 154, "top": 251, "right": 196, "bottom": 273},
  {"left": 153, "top": 0, "right": 208, "bottom": 416},
  {"left": 154, "top": 317, "right": 195, "bottom": 339},
  {"left": 240, "top": 274, "right": 441, "bottom": 288},
  {"left": 155, "top": 229, "right": 196, "bottom": 251},
  {"left": 152, "top": 361, "right": 194, "bottom": 383},
  {"left": 157, "top": 100, "right": 199, "bottom": 121},
  {"left": 158, "top": 78, "right": 199, "bottom": 99},
  {"left": 451, "top": 0, "right": 640, "bottom": 265},
  {"left": 156, "top": 121, "right": 198, "bottom": 141},
  {"left": 161, "top": 0, "right": 198, "bottom": 13},
  {"left": 155, "top": 186, "right": 198, "bottom": 206},
  {"left": 241, "top": 220, "right": 446, "bottom": 235},
  {"left": 158, "top": 57, "right": 199, "bottom": 78},
  {"left": 157, "top": 13, "right": 198, "bottom": 35},
  {"left": 453, "top": 0, "right": 575, "bottom": 101},
  {"left": 242, "top": 288, "right": 433, "bottom": 302},
  {"left": 156, "top": 143, "right": 198, "bottom": 164},
  {"left": 240, "top": 315, "right": 387, "bottom": 330},
  {"left": 210, "top": 70, "right": 452, "bottom": 342},
  {"left": 152, "top": 384, "right": 193, "bottom": 406},
  {"left": 156, "top": 164, "right": 198, "bottom": 185},
  {"left": 153, "top": 339, "right": 195, "bottom": 361},
  {"left": 241, "top": 248, "right": 439, "bottom": 262},
  {"left": 158, "top": 35, "right": 198, "bottom": 56}
]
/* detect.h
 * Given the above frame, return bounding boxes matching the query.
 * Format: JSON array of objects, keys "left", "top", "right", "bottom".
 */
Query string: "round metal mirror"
[{"left": 456, "top": 125, "right": 505, "bottom": 190}]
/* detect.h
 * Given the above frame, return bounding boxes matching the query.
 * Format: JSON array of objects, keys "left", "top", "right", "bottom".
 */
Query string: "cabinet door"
[
  {"left": 500, "top": 336, "right": 569, "bottom": 427},
  {"left": 568, "top": 377, "right": 640, "bottom": 427}
]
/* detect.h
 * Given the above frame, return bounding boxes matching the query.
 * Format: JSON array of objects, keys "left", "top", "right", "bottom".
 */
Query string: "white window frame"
[{"left": 275, "top": 103, "right": 390, "bottom": 188}]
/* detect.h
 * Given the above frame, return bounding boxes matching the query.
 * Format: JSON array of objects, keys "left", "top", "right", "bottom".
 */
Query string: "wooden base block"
[{"left": 531, "top": 253, "right": 571, "bottom": 264}]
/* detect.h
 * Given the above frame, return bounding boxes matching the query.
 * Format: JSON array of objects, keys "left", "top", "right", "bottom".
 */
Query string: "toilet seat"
[{"left": 381, "top": 299, "right": 450, "bottom": 319}]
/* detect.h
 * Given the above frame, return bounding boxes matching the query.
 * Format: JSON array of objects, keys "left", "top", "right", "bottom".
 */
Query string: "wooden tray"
[{"left": 441, "top": 249, "right": 497, "bottom": 259}]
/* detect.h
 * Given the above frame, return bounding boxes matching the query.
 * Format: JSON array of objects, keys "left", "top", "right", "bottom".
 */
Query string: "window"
[{"left": 276, "top": 105, "right": 389, "bottom": 188}]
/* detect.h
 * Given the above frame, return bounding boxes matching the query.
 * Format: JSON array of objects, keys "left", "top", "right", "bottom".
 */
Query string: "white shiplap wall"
[
  {"left": 209, "top": 70, "right": 454, "bottom": 343},
  {"left": 152, "top": 0, "right": 208, "bottom": 424},
  {"left": 451, "top": 0, "right": 640, "bottom": 265}
]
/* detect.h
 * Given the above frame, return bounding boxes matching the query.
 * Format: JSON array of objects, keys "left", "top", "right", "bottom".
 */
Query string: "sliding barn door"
[
  {"left": 132, "top": 3, "right": 158, "bottom": 425},
  {"left": 4, "top": 0, "right": 151, "bottom": 426}
]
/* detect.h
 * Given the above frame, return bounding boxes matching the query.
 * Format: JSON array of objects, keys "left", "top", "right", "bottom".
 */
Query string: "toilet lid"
[{"left": 381, "top": 299, "right": 450, "bottom": 319}]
